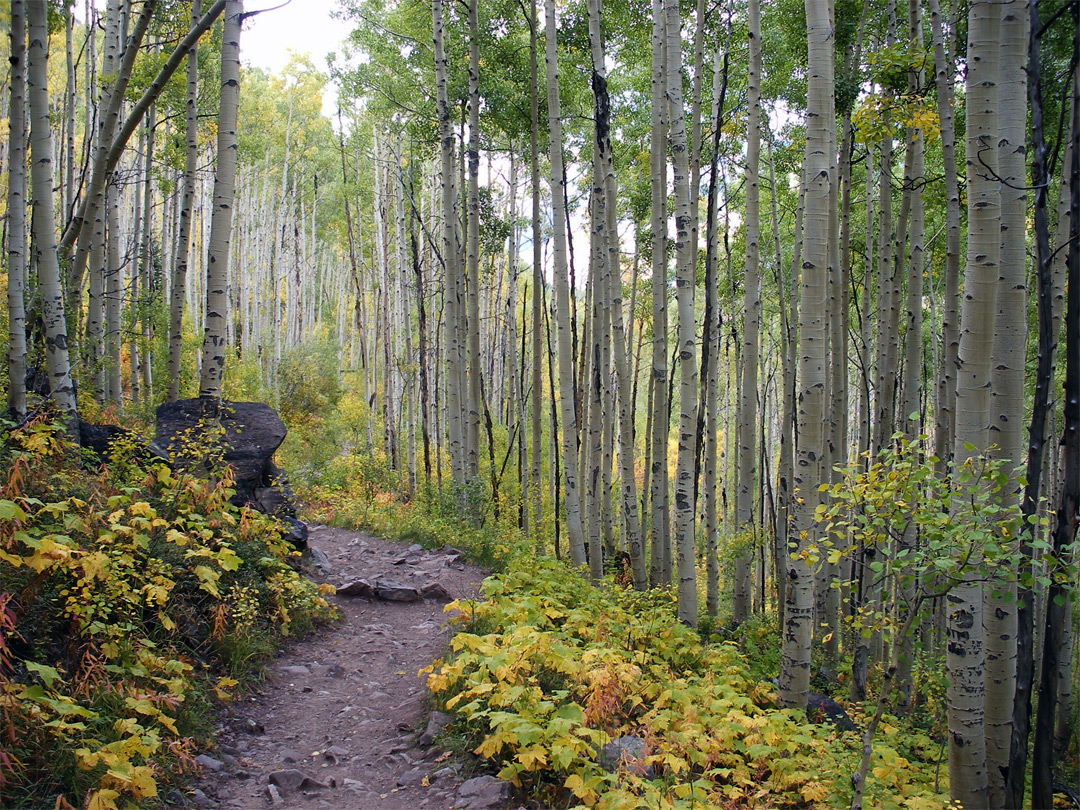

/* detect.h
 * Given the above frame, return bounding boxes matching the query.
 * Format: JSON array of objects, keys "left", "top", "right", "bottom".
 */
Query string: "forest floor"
[{"left": 188, "top": 524, "right": 509, "bottom": 810}]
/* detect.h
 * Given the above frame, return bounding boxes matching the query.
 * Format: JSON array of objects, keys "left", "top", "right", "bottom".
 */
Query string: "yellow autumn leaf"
[
  {"left": 86, "top": 788, "right": 121, "bottom": 810},
  {"left": 516, "top": 745, "right": 548, "bottom": 770},
  {"left": 128, "top": 502, "right": 156, "bottom": 519},
  {"left": 800, "top": 780, "right": 831, "bottom": 803},
  {"left": 129, "top": 765, "right": 158, "bottom": 799},
  {"left": 166, "top": 529, "right": 190, "bottom": 546}
]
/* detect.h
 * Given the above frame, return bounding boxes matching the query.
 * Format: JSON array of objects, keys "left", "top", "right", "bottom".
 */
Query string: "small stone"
[
  {"left": 421, "top": 582, "right": 453, "bottom": 602},
  {"left": 397, "top": 767, "right": 427, "bottom": 787},
  {"left": 419, "top": 711, "right": 454, "bottom": 747},
  {"left": 194, "top": 754, "right": 224, "bottom": 772},
  {"left": 323, "top": 745, "right": 350, "bottom": 765},
  {"left": 269, "top": 769, "right": 328, "bottom": 794},
  {"left": 374, "top": 578, "right": 421, "bottom": 602},
  {"left": 432, "top": 767, "right": 456, "bottom": 781},
  {"left": 268, "top": 769, "right": 308, "bottom": 793},
  {"left": 266, "top": 784, "right": 285, "bottom": 807},
  {"left": 458, "top": 775, "right": 509, "bottom": 807},
  {"left": 337, "top": 579, "right": 375, "bottom": 598},
  {"left": 190, "top": 788, "right": 216, "bottom": 808},
  {"left": 599, "top": 735, "right": 654, "bottom": 778},
  {"left": 306, "top": 546, "right": 332, "bottom": 571}
]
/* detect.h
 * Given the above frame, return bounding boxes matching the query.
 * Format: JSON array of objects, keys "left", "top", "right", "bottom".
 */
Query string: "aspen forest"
[{"left": 1, "top": 0, "right": 1078, "bottom": 809}]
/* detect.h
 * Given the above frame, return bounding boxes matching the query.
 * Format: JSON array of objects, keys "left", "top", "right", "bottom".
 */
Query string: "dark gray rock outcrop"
[{"left": 154, "top": 399, "right": 307, "bottom": 547}]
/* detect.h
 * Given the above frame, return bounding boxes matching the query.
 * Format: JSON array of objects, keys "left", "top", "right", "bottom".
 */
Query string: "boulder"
[
  {"left": 154, "top": 399, "right": 305, "bottom": 547},
  {"left": 806, "top": 692, "right": 855, "bottom": 731},
  {"left": 79, "top": 420, "right": 169, "bottom": 466},
  {"left": 599, "top": 735, "right": 654, "bottom": 778}
]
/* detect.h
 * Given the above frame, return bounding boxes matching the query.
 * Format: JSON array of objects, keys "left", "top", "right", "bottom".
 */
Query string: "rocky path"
[{"left": 189, "top": 525, "right": 509, "bottom": 810}]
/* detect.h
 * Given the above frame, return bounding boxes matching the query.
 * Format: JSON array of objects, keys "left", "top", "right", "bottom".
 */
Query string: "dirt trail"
[{"left": 188, "top": 525, "right": 505, "bottom": 810}]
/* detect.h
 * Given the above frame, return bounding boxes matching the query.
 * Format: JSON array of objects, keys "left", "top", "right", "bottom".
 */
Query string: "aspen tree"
[
  {"left": 649, "top": 0, "right": 670, "bottom": 588},
  {"left": 734, "top": 0, "right": 762, "bottom": 625},
  {"left": 928, "top": 0, "right": 961, "bottom": 474},
  {"left": 896, "top": 0, "right": 925, "bottom": 711},
  {"left": 947, "top": 0, "right": 1001, "bottom": 800},
  {"left": 1005, "top": 21, "right": 1070, "bottom": 810},
  {"left": 780, "top": 0, "right": 833, "bottom": 708},
  {"left": 467, "top": 0, "right": 483, "bottom": 482},
  {"left": 64, "top": 0, "right": 157, "bottom": 307},
  {"left": 703, "top": 40, "right": 730, "bottom": 617},
  {"left": 584, "top": 177, "right": 607, "bottom": 581},
  {"left": 63, "top": 4, "right": 76, "bottom": 226},
  {"left": 663, "top": 0, "right": 699, "bottom": 626},
  {"left": 8, "top": 0, "right": 27, "bottom": 421},
  {"left": 1031, "top": 65, "right": 1079, "bottom": 807},
  {"left": 199, "top": 0, "right": 244, "bottom": 400},
  {"left": 544, "top": 0, "right": 588, "bottom": 567},
  {"left": 434, "top": 0, "right": 465, "bottom": 493},
  {"left": 983, "top": 1, "right": 1028, "bottom": 799},
  {"left": 27, "top": 0, "right": 79, "bottom": 439},
  {"left": 528, "top": 0, "right": 544, "bottom": 547},
  {"left": 584, "top": 0, "right": 644, "bottom": 583}
]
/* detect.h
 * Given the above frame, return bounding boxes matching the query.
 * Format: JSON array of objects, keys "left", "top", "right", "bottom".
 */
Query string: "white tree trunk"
[
  {"left": 7, "top": 0, "right": 28, "bottom": 420},
  {"left": 27, "top": 0, "right": 78, "bottom": 438},
  {"left": 663, "top": 0, "right": 699, "bottom": 626},
  {"left": 780, "top": 0, "right": 833, "bottom": 709},
  {"left": 198, "top": 0, "right": 243, "bottom": 399}
]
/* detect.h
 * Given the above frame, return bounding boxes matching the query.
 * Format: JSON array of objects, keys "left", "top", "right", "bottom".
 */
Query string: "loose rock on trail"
[{"left": 188, "top": 525, "right": 506, "bottom": 810}]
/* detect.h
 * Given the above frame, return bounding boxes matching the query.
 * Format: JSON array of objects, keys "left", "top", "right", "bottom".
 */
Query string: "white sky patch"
[
  {"left": 80, "top": 0, "right": 348, "bottom": 115},
  {"left": 242, "top": 0, "right": 341, "bottom": 74},
  {"left": 243, "top": 0, "right": 346, "bottom": 117}
]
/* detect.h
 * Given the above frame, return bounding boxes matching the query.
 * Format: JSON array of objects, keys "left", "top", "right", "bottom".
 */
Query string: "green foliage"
[
  {"left": 0, "top": 418, "right": 336, "bottom": 809},
  {"left": 297, "top": 450, "right": 521, "bottom": 571},
  {"left": 810, "top": 436, "right": 1026, "bottom": 611},
  {"left": 421, "top": 557, "right": 951, "bottom": 809}
]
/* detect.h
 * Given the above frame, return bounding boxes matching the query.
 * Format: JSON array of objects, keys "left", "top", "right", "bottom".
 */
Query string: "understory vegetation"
[
  {"left": 0, "top": 417, "right": 336, "bottom": 809},
  {"left": 288, "top": 435, "right": 1064, "bottom": 810},
  {"left": 423, "top": 561, "right": 947, "bottom": 810}
]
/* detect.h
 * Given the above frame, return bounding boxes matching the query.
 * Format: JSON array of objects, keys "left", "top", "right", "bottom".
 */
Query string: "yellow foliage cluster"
[
  {"left": 0, "top": 419, "right": 336, "bottom": 808},
  {"left": 422, "top": 558, "right": 950, "bottom": 809}
]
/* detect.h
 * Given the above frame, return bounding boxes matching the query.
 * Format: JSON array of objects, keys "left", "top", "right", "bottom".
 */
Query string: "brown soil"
[{"left": 188, "top": 524, "right": 491, "bottom": 810}]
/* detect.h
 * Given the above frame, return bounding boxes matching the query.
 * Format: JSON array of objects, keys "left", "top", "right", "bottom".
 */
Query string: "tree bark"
[
  {"left": 734, "top": 0, "right": 762, "bottom": 624},
  {"left": 27, "top": 0, "right": 79, "bottom": 439},
  {"left": 7, "top": 0, "right": 27, "bottom": 421},
  {"left": 198, "top": 0, "right": 244, "bottom": 400},
  {"left": 929, "top": 0, "right": 961, "bottom": 476},
  {"left": 947, "top": 0, "right": 1001, "bottom": 801},
  {"left": 985, "top": 0, "right": 1028, "bottom": 800},
  {"left": 780, "top": 0, "right": 833, "bottom": 709},
  {"left": 663, "top": 0, "right": 699, "bottom": 626},
  {"left": 168, "top": 0, "right": 203, "bottom": 402},
  {"left": 467, "top": 0, "right": 483, "bottom": 483},
  {"left": 529, "top": 0, "right": 544, "bottom": 548},
  {"left": 649, "top": 0, "right": 670, "bottom": 589}
]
